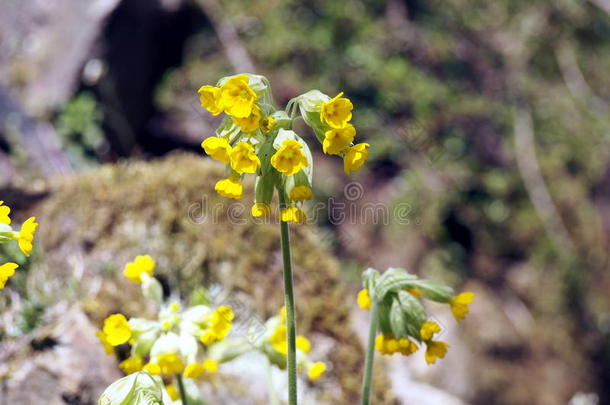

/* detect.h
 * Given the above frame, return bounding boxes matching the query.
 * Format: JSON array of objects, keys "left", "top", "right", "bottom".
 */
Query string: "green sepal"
[
  {"left": 389, "top": 298, "right": 408, "bottom": 338},
  {"left": 376, "top": 296, "right": 393, "bottom": 336},
  {"left": 374, "top": 268, "right": 417, "bottom": 301},
  {"left": 404, "top": 279, "right": 454, "bottom": 303}
]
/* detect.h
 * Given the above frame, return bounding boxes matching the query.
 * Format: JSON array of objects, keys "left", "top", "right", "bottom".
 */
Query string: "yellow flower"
[
  {"left": 343, "top": 143, "right": 369, "bottom": 174},
  {"left": 406, "top": 288, "right": 421, "bottom": 298},
  {"left": 215, "top": 177, "right": 243, "bottom": 200},
  {"left": 270, "top": 323, "right": 287, "bottom": 356},
  {"left": 202, "top": 359, "right": 218, "bottom": 374},
  {"left": 289, "top": 185, "right": 312, "bottom": 202},
  {"left": 119, "top": 356, "right": 143, "bottom": 374},
  {"left": 157, "top": 353, "right": 184, "bottom": 375},
  {"left": 420, "top": 321, "right": 441, "bottom": 341},
  {"left": 271, "top": 139, "right": 308, "bottom": 176},
  {"left": 184, "top": 363, "right": 205, "bottom": 379},
  {"left": 200, "top": 306, "right": 234, "bottom": 345},
  {"left": 0, "top": 201, "right": 11, "bottom": 224},
  {"left": 123, "top": 255, "right": 156, "bottom": 283},
  {"left": 198, "top": 85, "right": 222, "bottom": 116},
  {"left": 280, "top": 206, "right": 306, "bottom": 224},
  {"left": 261, "top": 116, "right": 276, "bottom": 133},
  {"left": 102, "top": 314, "right": 132, "bottom": 346},
  {"left": 307, "top": 362, "right": 326, "bottom": 381},
  {"left": 357, "top": 289, "right": 371, "bottom": 310},
  {"left": 450, "top": 292, "right": 475, "bottom": 321},
  {"left": 232, "top": 104, "right": 261, "bottom": 133},
  {"left": 96, "top": 331, "right": 114, "bottom": 355},
  {"left": 143, "top": 362, "right": 161, "bottom": 375},
  {"left": 201, "top": 137, "right": 232, "bottom": 164},
  {"left": 0, "top": 262, "right": 18, "bottom": 290},
  {"left": 166, "top": 384, "right": 180, "bottom": 401},
  {"left": 251, "top": 203, "right": 272, "bottom": 217},
  {"left": 217, "top": 74, "right": 258, "bottom": 118},
  {"left": 320, "top": 92, "right": 353, "bottom": 129},
  {"left": 425, "top": 341, "right": 449, "bottom": 364},
  {"left": 397, "top": 338, "right": 418, "bottom": 356},
  {"left": 296, "top": 336, "right": 311, "bottom": 354},
  {"left": 16, "top": 217, "right": 38, "bottom": 257},
  {"left": 230, "top": 142, "right": 260, "bottom": 174},
  {"left": 323, "top": 124, "right": 355, "bottom": 155}
]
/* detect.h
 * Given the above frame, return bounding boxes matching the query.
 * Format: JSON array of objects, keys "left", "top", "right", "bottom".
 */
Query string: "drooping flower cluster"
[
  {"left": 358, "top": 268, "right": 475, "bottom": 364},
  {"left": 97, "top": 255, "right": 235, "bottom": 402},
  {"left": 198, "top": 74, "right": 369, "bottom": 222},
  {"left": 0, "top": 200, "right": 38, "bottom": 289}
]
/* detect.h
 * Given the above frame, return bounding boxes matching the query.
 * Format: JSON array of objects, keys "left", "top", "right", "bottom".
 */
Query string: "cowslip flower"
[
  {"left": 103, "top": 314, "right": 133, "bottom": 346},
  {"left": 0, "top": 201, "right": 11, "bottom": 224},
  {"left": 157, "top": 353, "right": 185, "bottom": 375},
  {"left": 271, "top": 139, "right": 308, "bottom": 176},
  {"left": 357, "top": 288, "right": 371, "bottom": 310},
  {"left": 230, "top": 142, "right": 260, "bottom": 174},
  {"left": 307, "top": 362, "right": 327, "bottom": 381},
  {"left": 15, "top": 217, "right": 38, "bottom": 257},
  {"left": 260, "top": 116, "right": 276, "bottom": 133},
  {"left": 0, "top": 262, "right": 18, "bottom": 289},
  {"left": 323, "top": 124, "right": 356, "bottom": 155},
  {"left": 198, "top": 85, "right": 222, "bottom": 116},
  {"left": 251, "top": 203, "right": 272, "bottom": 217},
  {"left": 123, "top": 255, "right": 156, "bottom": 283},
  {"left": 344, "top": 143, "right": 370, "bottom": 174},
  {"left": 97, "top": 331, "right": 115, "bottom": 355},
  {"left": 280, "top": 206, "right": 306, "bottom": 224},
  {"left": 450, "top": 292, "right": 475, "bottom": 321},
  {"left": 374, "top": 334, "right": 418, "bottom": 356},
  {"left": 120, "top": 356, "right": 144, "bottom": 374},
  {"left": 201, "top": 137, "right": 232, "bottom": 164},
  {"left": 215, "top": 177, "right": 243, "bottom": 200},
  {"left": 289, "top": 185, "right": 313, "bottom": 202},
  {"left": 320, "top": 92, "right": 353, "bottom": 129},
  {"left": 217, "top": 74, "right": 258, "bottom": 118},
  {"left": 232, "top": 104, "right": 261, "bottom": 133}
]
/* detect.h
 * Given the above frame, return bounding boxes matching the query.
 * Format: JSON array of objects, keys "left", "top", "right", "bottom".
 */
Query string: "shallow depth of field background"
[{"left": 0, "top": 1, "right": 609, "bottom": 404}]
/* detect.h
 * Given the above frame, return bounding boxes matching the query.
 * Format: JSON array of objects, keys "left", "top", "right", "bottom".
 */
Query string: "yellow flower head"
[
  {"left": 123, "top": 255, "right": 156, "bottom": 283},
  {"left": 450, "top": 292, "right": 475, "bottom": 321},
  {"left": 270, "top": 323, "right": 288, "bottom": 356},
  {"left": 296, "top": 335, "right": 312, "bottom": 354},
  {"left": 17, "top": 217, "right": 38, "bottom": 257},
  {"left": 251, "top": 203, "right": 272, "bottom": 218},
  {"left": 0, "top": 262, "right": 18, "bottom": 290},
  {"left": 357, "top": 288, "right": 371, "bottom": 310},
  {"left": 184, "top": 363, "right": 205, "bottom": 379},
  {"left": 166, "top": 384, "right": 180, "bottom": 401},
  {"left": 198, "top": 85, "right": 222, "bottom": 116},
  {"left": 157, "top": 353, "right": 185, "bottom": 375},
  {"left": 260, "top": 116, "right": 277, "bottom": 133},
  {"left": 230, "top": 142, "right": 260, "bottom": 174},
  {"left": 280, "top": 206, "right": 307, "bottom": 224},
  {"left": 343, "top": 143, "right": 369, "bottom": 174},
  {"left": 215, "top": 177, "right": 243, "bottom": 200},
  {"left": 96, "top": 331, "right": 114, "bottom": 355},
  {"left": 143, "top": 362, "right": 161, "bottom": 375},
  {"left": 102, "top": 314, "right": 132, "bottom": 346},
  {"left": 200, "top": 306, "right": 234, "bottom": 345},
  {"left": 271, "top": 140, "right": 308, "bottom": 176},
  {"left": 201, "top": 137, "right": 232, "bottom": 164},
  {"left": 323, "top": 124, "right": 356, "bottom": 155},
  {"left": 307, "top": 362, "right": 326, "bottom": 381},
  {"left": 397, "top": 338, "right": 418, "bottom": 356},
  {"left": 420, "top": 321, "right": 441, "bottom": 341},
  {"left": 217, "top": 74, "right": 258, "bottom": 118},
  {"left": 0, "top": 201, "right": 11, "bottom": 225},
  {"left": 202, "top": 359, "right": 219, "bottom": 374},
  {"left": 425, "top": 340, "right": 449, "bottom": 364},
  {"left": 232, "top": 105, "right": 261, "bottom": 133},
  {"left": 320, "top": 92, "right": 353, "bottom": 129},
  {"left": 289, "top": 185, "right": 313, "bottom": 202},
  {"left": 119, "top": 356, "right": 143, "bottom": 374}
]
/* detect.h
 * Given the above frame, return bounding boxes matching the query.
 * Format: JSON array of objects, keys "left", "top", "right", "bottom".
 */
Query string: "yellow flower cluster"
[
  {"left": 198, "top": 74, "right": 370, "bottom": 223},
  {"left": 0, "top": 201, "right": 39, "bottom": 289},
  {"left": 359, "top": 268, "right": 475, "bottom": 365}
]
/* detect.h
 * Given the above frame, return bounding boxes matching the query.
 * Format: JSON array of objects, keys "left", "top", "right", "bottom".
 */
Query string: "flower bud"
[
  {"left": 141, "top": 274, "right": 163, "bottom": 304},
  {"left": 0, "top": 223, "right": 14, "bottom": 243},
  {"left": 98, "top": 372, "right": 165, "bottom": 405}
]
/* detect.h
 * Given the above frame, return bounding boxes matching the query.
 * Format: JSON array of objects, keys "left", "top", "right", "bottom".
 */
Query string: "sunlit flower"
[
  {"left": 184, "top": 363, "right": 205, "bottom": 379},
  {"left": 271, "top": 140, "right": 308, "bottom": 176},
  {"left": 120, "top": 356, "right": 144, "bottom": 374},
  {"left": 323, "top": 124, "right": 355, "bottom": 155},
  {"left": 123, "top": 255, "right": 156, "bottom": 283},
  {"left": 424, "top": 341, "right": 449, "bottom": 364},
  {"left": 450, "top": 292, "right": 475, "bottom": 321},
  {"left": 16, "top": 217, "right": 38, "bottom": 257},
  {"left": 202, "top": 359, "right": 218, "bottom": 374},
  {"left": 215, "top": 177, "right": 243, "bottom": 200},
  {"left": 343, "top": 143, "right": 369, "bottom": 174},
  {"left": 296, "top": 336, "right": 311, "bottom": 354},
  {"left": 307, "top": 362, "right": 326, "bottom": 381},
  {"left": 0, "top": 201, "right": 11, "bottom": 224},
  {"left": 201, "top": 137, "right": 232, "bottom": 164},
  {"left": 320, "top": 92, "right": 353, "bottom": 129},
  {"left": 217, "top": 74, "right": 258, "bottom": 118},
  {"left": 357, "top": 288, "right": 371, "bottom": 310},
  {"left": 0, "top": 262, "right": 18, "bottom": 290},
  {"left": 270, "top": 323, "right": 288, "bottom": 355},
  {"left": 103, "top": 314, "right": 132, "bottom": 346},
  {"left": 143, "top": 363, "right": 161, "bottom": 375},
  {"left": 374, "top": 334, "right": 418, "bottom": 356},
  {"left": 230, "top": 142, "right": 260, "bottom": 174},
  {"left": 419, "top": 321, "right": 441, "bottom": 341},
  {"left": 260, "top": 116, "right": 276, "bottom": 133},
  {"left": 199, "top": 306, "right": 234, "bottom": 345},
  {"left": 251, "top": 203, "right": 272, "bottom": 217},
  {"left": 166, "top": 384, "right": 180, "bottom": 401},
  {"left": 289, "top": 185, "right": 313, "bottom": 202},
  {"left": 232, "top": 105, "right": 261, "bottom": 133},
  {"left": 96, "top": 331, "right": 114, "bottom": 355},
  {"left": 157, "top": 353, "right": 185, "bottom": 375},
  {"left": 198, "top": 85, "right": 222, "bottom": 116},
  {"left": 280, "top": 206, "right": 306, "bottom": 224}
]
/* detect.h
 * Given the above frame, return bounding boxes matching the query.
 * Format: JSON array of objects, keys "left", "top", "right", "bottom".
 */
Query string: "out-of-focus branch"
[
  {"left": 555, "top": 41, "right": 608, "bottom": 114},
  {"left": 513, "top": 106, "right": 576, "bottom": 255},
  {"left": 196, "top": 0, "right": 255, "bottom": 73}
]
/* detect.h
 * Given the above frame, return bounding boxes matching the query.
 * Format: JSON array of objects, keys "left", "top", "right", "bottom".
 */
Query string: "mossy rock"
[{"left": 28, "top": 152, "right": 394, "bottom": 404}]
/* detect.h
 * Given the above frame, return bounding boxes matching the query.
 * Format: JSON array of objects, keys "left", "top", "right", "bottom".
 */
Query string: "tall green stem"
[
  {"left": 176, "top": 373, "right": 188, "bottom": 405},
  {"left": 278, "top": 190, "right": 298, "bottom": 405},
  {"left": 361, "top": 298, "right": 379, "bottom": 405}
]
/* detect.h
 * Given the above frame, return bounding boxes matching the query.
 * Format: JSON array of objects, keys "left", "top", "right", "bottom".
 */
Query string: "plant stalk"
[
  {"left": 278, "top": 190, "right": 298, "bottom": 405},
  {"left": 361, "top": 297, "right": 379, "bottom": 405},
  {"left": 176, "top": 373, "right": 188, "bottom": 405}
]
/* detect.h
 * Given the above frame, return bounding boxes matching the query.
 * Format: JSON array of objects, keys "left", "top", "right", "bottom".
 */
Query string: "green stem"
[
  {"left": 361, "top": 297, "right": 379, "bottom": 405},
  {"left": 278, "top": 190, "right": 298, "bottom": 405},
  {"left": 176, "top": 373, "right": 188, "bottom": 405}
]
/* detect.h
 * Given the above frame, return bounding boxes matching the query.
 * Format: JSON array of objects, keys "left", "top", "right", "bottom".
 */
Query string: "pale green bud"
[
  {"left": 141, "top": 275, "right": 163, "bottom": 304},
  {"left": 98, "top": 372, "right": 166, "bottom": 405},
  {"left": 0, "top": 223, "right": 14, "bottom": 243}
]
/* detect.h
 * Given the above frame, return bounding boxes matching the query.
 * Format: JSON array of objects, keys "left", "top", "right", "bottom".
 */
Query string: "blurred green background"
[{"left": 0, "top": 0, "right": 609, "bottom": 404}]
